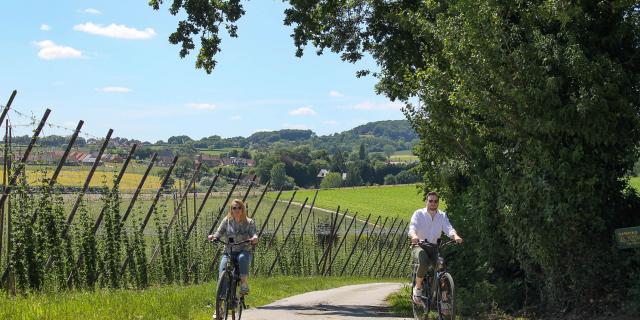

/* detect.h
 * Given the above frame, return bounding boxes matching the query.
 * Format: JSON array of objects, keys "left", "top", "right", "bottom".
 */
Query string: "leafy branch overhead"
[{"left": 149, "top": 0, "right": 246, "bottom": 74}]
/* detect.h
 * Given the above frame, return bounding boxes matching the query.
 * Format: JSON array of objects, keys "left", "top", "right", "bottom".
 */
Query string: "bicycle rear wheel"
[
  {"left": 436, "top": 272, "right": 455, "bottom": 320},
  {"left": 215, "top": 272, "right": 231, "bottom": 320}
]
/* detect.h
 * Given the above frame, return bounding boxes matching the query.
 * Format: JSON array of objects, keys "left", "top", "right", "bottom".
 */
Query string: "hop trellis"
[{"left": 0, "top": 92, "right": 410, "bottom": 295}]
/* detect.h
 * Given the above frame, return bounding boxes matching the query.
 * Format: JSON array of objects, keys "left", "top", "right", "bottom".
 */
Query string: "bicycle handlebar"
[
  {"left": 210, "top": 238, "right": 253, "bottom": 246},
  {"left": 412, "top": 239, "right": 459, "bottom": 248}
]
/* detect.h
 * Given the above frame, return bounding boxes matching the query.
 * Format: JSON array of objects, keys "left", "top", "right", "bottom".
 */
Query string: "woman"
[{"left": 208, "top": 199, "right": 258, "bottom": 295}]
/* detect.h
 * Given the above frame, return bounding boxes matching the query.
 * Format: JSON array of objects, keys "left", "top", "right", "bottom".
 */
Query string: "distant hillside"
[
  {"left": 8, "top": 119, "right": 418, "bottom": 155},
  {"left": 339, "top": 120, "right": 418, "bottom": 141}
]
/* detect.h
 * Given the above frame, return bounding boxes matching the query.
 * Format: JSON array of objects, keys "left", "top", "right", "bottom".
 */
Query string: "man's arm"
[
  {"left": 408, "top": 211, "right": 420, "bottom": 244},
  {"left": 443, "top": 214, "right": 463, "bottom": 243}
]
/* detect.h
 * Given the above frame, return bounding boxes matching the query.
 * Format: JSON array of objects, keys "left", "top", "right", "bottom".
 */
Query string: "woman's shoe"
[{"left": 240, "top": 284, "right": 250, "bottom": 295}]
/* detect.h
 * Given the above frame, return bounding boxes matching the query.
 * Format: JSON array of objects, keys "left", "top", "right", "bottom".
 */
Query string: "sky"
[{"left": 0, "top": 0, "right": 405, "bottom": 143}]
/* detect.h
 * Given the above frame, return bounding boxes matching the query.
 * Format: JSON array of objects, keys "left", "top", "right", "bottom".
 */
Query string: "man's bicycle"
[
  {"left": 211, "top": 238, "right": 252, "bottom": 320},
  {"left": 411, "top": 239, "right": 456, "bottom": 320}
]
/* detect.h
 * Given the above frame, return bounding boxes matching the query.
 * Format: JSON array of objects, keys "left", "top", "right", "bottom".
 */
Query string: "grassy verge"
[{"left": 0, "top": 276, "right": 397, "bottom": 320}]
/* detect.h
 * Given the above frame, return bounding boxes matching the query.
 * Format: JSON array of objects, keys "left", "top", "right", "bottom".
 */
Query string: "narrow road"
[{"left": 240, "top": 282, "right": 410, "bottom": 320}]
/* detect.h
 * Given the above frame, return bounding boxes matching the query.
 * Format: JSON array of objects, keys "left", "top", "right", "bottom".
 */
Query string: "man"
[{"left": 408, "top": 191, "right": 463, "bottom": 302}]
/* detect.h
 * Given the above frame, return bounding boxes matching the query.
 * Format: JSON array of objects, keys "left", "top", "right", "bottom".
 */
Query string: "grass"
[
  {"left": 272, "top": 184, "right": 426, "bottom": 220},
  {"left": 196, "top": 148, "right": 239, "bottom": 156},
  {"left": 0, "top": 276, "right": 400, "bottom": 320},
  {"left": 390, "top": 150, "right": 418, "bottom": 162}
]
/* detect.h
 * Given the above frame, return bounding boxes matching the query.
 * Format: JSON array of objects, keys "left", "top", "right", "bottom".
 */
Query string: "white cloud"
[
  {"left": 81, "top": 8, "right": 102, "bottom": 15},
  {"left": 283, "top": 123, "right": 309, "bottom": 130},
  {"left": 329, "top": 90, "right": 344, "bottom": 98},
  {"left": 40, "top": 24, "right": 51, "bottom": 31},
  {"left": 96, "top": 86, "right": 131, "bottom": 93},
  {"left": 231, "top": 115, "right": 242, "bottom": 120},
  {"left": 186, "top": 103, "right": 217, "bottom": 110},
  {"left": 73, "top": 22, "right": 156, "bottom": 40},
  {"left": 323, "top": 120, "right": 338, "bottom": 125},
  {"left": 345, "top": 101, "right": 404, "bottom": 110},
  {"left": 34, "top": 40, "right": 83, "bottom": 60},
  {"left": 289, "top": 106, "right": 317, "bottom": 116}
]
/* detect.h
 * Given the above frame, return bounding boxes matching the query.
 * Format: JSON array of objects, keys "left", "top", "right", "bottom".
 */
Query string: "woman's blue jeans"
[{"left": 219, "top": 250, "right": 252, "bottom": 277}]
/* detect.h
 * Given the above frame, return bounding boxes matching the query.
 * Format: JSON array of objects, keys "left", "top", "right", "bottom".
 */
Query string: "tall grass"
[{"left": 0, "top": 276, "right": 397, "bottom": 320}]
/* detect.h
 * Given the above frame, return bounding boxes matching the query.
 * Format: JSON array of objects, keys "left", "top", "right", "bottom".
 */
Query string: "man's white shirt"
[{"left": 408, "top": 208, "right": 457, "bottom": 244}]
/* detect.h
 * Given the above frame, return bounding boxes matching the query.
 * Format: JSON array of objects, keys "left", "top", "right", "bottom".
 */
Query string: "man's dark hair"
[{"left": 426, "top": 191, "right": 439, "bottom": 199}]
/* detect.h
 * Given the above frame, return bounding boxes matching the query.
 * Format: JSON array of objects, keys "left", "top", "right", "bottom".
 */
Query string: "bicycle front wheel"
[
  {"left": 436, "top": 272, "right": 455, "bottom": 320},
  {"left": 215, "top": 272, "right": 231, "bottom": 320},
  {"left": 231, "top": 282, "right": 243, "bottom": 320},
  {"left": 411, "top": 265, "right": 429, "bottom": 320}
]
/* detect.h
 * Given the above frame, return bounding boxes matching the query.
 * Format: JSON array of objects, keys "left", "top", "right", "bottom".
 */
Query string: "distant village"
[{"left": 2, "top": 149, "right": 255, "bottom": 168}]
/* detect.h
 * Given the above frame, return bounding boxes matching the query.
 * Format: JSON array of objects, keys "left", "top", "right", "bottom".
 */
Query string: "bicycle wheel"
[
  {"left": 215, "top": 272, "right": 231, "bottom": 320},
  {"left": 230, "top": 281, "right": 243, "bottom": 320},
  {"left": 436, "top": 272, "right": 455, "bottom": 320},
  {"left": 234, "top": 293, "right": 244, "bottom": 320},
  {"left": 411, "top": 266, "right": 429, "bottom": 320}
]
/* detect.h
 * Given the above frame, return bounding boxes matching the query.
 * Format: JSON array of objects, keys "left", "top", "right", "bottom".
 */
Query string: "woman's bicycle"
[
  {"left": 411, "top": 239, "right": 457, "bottom": 320},
  {"left": 211, "top": 238, "right": 252, "bottom": 320}
]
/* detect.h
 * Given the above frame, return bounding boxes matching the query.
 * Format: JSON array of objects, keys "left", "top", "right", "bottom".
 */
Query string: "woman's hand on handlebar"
[
  {"left": 207, "top": 234, "right": 219, "bottom": 242},
  {"left": 250, "top": 235, "right": 259, "bottom": 245}
]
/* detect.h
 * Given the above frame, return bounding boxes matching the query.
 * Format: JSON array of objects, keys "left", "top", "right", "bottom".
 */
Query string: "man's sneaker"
[
  {"left": 240, "top": 284, "right": 250, "bottom": 295},
  {"left": 412, "top": 286, "right": 423, "bottom": 304}
]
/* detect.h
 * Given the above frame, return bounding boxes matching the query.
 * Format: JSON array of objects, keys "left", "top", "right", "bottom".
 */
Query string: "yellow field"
[{"left": 0, "top": 169, "right": 164, "bottom": 190}]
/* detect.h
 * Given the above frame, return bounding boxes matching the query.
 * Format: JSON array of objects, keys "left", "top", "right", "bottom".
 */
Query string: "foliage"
[
  {"left": 270, "top": 162, "right": 295, "bottom": 190},
  {"left": 284, "top": 0, "right": 630, "bottom": 313},
  {"left": 100, "top": 181, "right": 123, "bottom": 289},
  {"left": 320, "top": 172, "right": 343, "bottom": 189}
]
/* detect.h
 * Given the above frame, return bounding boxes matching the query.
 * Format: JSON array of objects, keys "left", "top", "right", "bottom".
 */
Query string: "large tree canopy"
[{"left": 152, "top": 0, "right": 640, "bottom": 314}]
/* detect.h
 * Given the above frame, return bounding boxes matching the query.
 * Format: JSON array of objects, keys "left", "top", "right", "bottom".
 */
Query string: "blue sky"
[{"left": 0, "top": 0, "right": 405, "bottom": 142}]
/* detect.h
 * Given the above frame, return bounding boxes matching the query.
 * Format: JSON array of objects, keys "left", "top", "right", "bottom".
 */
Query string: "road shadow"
[{"left": 257, "top": 303, "right": 400, "bottom": 318}]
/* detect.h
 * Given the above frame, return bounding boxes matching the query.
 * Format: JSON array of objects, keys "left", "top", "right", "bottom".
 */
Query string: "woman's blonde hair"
[{"left": 226, "top": 199, "right": 248, "bottom": 223}]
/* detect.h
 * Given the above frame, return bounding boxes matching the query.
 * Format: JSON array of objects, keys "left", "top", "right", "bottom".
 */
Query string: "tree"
[
  {"left": 270, "top": 162, "right": 294, "bottom": 190},
  {"left": 358, "top": 142, "right": 366, "bottom": 160},
  {"left": 167, "top": 135, "right": 193, "bottom": 145},
  {"left": 343, "top": 162, "right": 363, "bottom": 187},
  {"left": 383, "top": 174, "right": 396, "bottom": 185},
  {"left": 331, "top": 149, "right": 346, "bottom": 173},
  {"left": 382, "top": 145, "right": 395, "bottom": 160},
  {"left": 152, "top": 0, "right": 640, "bottom": 312},
  {"left": 320, "top": 172, "right": 342, "bottom": 189}
]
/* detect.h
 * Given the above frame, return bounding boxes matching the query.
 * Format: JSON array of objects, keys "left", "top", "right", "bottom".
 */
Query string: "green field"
[
  {"left": 196, "top": 147, "right": 239, "bottom": 156},
  {"left": 0, "top": 276, "right": 399, "bottom": 320},
  {"left": 272, "top": 184, "right": 426, "bottom": 220},
  {"left": 390, "top": 150, "right": 418, "bottom": 162}
]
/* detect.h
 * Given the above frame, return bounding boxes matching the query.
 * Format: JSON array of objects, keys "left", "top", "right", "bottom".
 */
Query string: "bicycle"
[
  {"left": 411, "top": 238, "right": 457, "bottom": 320},
  {"left": 211, "top": 238, "right": 252, "bottom": 320}
]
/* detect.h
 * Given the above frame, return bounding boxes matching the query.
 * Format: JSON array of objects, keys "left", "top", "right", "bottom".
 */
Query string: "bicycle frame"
[
  {"left": 213, "top": 238, "right": 252, "bottom": 320},
  {"left": 411, "top": 238, "right": 456, "bottom": 320}
]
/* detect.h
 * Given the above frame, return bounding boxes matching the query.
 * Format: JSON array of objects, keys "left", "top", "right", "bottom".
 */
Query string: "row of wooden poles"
[{"left": 0, "top": 90, "right": 411, "bottom": 292}]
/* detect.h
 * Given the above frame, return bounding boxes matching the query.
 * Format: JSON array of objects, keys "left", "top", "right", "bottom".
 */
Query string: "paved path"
[{"left": 240, "top": 282, "right": 410, "bottom": 320}]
